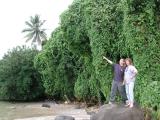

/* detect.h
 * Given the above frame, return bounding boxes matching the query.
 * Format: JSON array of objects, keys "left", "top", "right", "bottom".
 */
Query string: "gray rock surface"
[
  {"left": 42, "top": 103, "right": 51, "bottom": 108},
  {"left": 55, "top": 115, "right": 75, "bottom": 120},
  {"left": 91, "top": 104, "right": 144, "bottom": 120}
]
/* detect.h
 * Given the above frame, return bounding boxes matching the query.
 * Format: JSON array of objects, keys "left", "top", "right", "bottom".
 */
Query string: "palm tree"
[{"left": 22, "top": 14, "right": 47, "bottom": 46}]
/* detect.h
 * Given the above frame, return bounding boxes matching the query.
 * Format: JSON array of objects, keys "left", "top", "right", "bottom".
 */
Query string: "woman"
[{"left": 124, "top": 58, "right": 138, "bottom": 108}]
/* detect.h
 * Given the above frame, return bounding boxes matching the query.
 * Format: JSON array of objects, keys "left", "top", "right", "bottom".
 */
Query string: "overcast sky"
[{"left": 0, "top": 0, "right": 73, "bottom": 58}]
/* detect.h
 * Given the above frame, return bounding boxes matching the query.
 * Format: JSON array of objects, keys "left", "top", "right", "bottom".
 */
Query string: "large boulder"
[{"left": 91, "top": 104, "right": 144, "bottom": 120}]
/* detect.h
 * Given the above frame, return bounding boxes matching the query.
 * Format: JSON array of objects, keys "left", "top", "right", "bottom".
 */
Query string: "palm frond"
[
  {"left": 34, "top": 15, "right": 40, "bottom": 24},
  {"left": 37, "top": 34, "right": 41, "bottom": 45},
  {"left": 22, "top": 28, "right": 33, "bottom": 33},
  {"left": 25, "top": 21, "right": 33, "bottom": 28},
  {"left": 24, "top": 32, "right": 35, "bottom": 42},
  {"left": 32, "top": 34, "right": 41, "bottom": 45},
  {"left": 30, "top": 16, "right": 35, "bottom": 24},
  {"left": 40, "top": 32, "right": 47, "bottom": 41},
  {"left": 41, "top": 29, "right": 47, "bottom": 31},
  {"left": 32, "top": 33, "right": 38, "bottom": 43},
  {"left": 39, "top": 20, "right": 46, "bottom": 27}
]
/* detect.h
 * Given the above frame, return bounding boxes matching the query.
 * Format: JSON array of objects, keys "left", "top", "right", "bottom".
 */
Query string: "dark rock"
[
  {"left": 87, "top": 111, "right": 96, "bottom": 115},
  {"left": 42, "top": 103, "right": 51, "bottom": 108},
  {"left": 91, "top": 104, "right": 145, "bottom": 120},
  {"left": 74, "top": 104, "right": 81, "bottom": 109},
  {"left": 55, "top": 115, "right": 75, "bottom": 120}
]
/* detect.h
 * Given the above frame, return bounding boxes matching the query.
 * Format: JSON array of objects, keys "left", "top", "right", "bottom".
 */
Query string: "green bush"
[
  {"left": 34, "top": 28, "right": 79, "bottom": 100},
  {"left": 0, "top": 46, "right": 44, "bottom": 101}
]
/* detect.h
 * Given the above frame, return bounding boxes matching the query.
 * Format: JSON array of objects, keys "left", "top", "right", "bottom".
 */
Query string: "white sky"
[{"left": 0, "top": 0, "right": 73, "bottom": 58}]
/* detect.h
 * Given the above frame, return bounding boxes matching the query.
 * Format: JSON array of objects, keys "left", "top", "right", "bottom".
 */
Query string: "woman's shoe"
[
  {"left": 125, "top": 100, "right": 130, "bottom": 107},
  {"left": 129, "top": 103, "right": 134, "bottom": 108}
]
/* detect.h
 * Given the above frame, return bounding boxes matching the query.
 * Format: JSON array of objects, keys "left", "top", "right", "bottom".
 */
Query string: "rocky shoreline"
[
  {"left": 14, "top": 103, "right": 145, "bottom": 120},
  {"left": 14, "top": 102, "right": 91, "bottom": 120},
  {"left": 0, "top": 101, "right": 146, "bottom": 120}
]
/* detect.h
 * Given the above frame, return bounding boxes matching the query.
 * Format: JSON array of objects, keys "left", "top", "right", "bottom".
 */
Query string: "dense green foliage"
[
  {"left": 34, "top": 28, "right": 79, "bottom": 100},
  {"left": 0, "top": 46, "right": 44, "bottom": 101},
  {"left": 35, "top": 0, "right": 160, "bottom": 110}
]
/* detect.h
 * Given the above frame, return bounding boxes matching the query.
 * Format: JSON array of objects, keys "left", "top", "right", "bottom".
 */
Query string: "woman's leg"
[
  {"left": 125, "top": 84, "right": 130, "bottom": 106},
  {"left": 128, "top": 82, "right": 135, "bottom": 108},
  {"left": 125, "top": 84, "right": 129, "bottom": 100}
]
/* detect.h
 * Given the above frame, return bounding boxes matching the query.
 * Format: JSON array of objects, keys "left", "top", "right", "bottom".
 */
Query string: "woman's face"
[{"left": 125, "top": 60, "right": 130, "bottom": 66}]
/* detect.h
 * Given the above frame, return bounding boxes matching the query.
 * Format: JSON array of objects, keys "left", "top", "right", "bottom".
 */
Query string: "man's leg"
[
  {"left": 118, "top": 82, "right": 128, "bottom": 104},
  {"left": 109, "top": 80, "right": 118, "bottom": 103}
]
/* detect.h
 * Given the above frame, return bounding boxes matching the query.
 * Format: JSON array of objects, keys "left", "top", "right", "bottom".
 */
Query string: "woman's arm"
[
  {"left": 103, "top": 56, "right": 113, "bottom": 64},
  {"left": 130, "top": 66, "right": 138, "bottom": 79}
]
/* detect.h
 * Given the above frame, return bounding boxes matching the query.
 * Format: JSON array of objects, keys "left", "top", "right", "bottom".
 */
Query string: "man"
[{"left": 103, "top": 56, "right": 128, "bottom": 104}]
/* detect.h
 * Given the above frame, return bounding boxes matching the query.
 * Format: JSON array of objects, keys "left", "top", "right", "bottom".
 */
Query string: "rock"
[
  {"left": 91, "top": 104, "right": 144, "bottom": 120},
  {"left": 85, "top": 106, "right": 99, "bottom": 115},
  {"left": 74, "top": 104, "right": 81, "bottom": 109},
  {"left": 42, "top": 103, "right": 51, "bottom": 108},
  {"left": 59, "top": 109, "right": 90, "bottom": 120},
  {"left": 87, "top": 111, "right": 96, "bottom": 115},
  {"left": 55, "top": 115, "right": 75, "bottom": 120},
  {"left": 80, "top": 103, "right": 86, "bottom": 108}
]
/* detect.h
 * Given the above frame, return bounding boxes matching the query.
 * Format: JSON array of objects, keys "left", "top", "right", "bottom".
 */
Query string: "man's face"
[{"left": 119, "top": 59, "right": 125, "bottom": 66}]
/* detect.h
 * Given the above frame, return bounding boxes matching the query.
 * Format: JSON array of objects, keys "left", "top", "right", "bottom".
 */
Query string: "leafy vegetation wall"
[{"left": 35, "top": 0, "right": 160, "bottom": 109}]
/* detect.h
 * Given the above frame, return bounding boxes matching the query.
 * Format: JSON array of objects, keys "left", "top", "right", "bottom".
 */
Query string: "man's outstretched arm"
[{"left": 103, "top": 56, "right": 113, "bottom": 64}]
